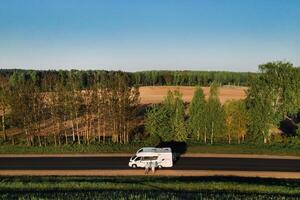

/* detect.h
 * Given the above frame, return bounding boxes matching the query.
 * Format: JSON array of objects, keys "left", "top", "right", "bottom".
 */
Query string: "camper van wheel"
[
  {"left": 158, "top": 165, "right": 162, "bottom": 169},
  {"left": 132, "top": 164, "right": 137, "bottom": 168}
]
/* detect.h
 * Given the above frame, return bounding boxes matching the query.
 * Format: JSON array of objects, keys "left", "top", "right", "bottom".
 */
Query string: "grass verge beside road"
[
  {"left": 187, "top": 144, "right": 300, "bottom": 156},
  {"left": 0, "top": 143, "right": 300, "bottom": 156},
  {"left": 0, "top": 176, "right": 299, "bottom": 199}
]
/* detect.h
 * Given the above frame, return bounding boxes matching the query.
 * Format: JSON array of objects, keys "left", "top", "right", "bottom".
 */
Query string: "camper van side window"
[
  {"left": 142, "top": 157, "right": 149, "bottom": 161},
  {"left": 153, "top": 156, "right": 158, "bottom": 160},
  {"left": 142, "top": 156, "right": 158, "bottom": 161}
]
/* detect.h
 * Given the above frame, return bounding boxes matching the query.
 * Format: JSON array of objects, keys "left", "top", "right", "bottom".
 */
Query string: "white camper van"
[{"left": 128, "top": 147, "right": 173, "bottom": 168}]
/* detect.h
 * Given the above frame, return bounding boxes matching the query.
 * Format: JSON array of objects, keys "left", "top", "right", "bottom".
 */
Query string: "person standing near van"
[
  {"left": 145, "top": 162, "right": 150, "bottom": 174},
  {"left": 151, "top": 161, "right": 155, "bottom": 173},
  {"left": 151, "top": 161, "right": 158, "bottom": 174}
]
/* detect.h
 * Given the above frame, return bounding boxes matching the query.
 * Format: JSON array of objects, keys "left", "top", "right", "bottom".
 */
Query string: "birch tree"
[
  {"left": 224, "top": 100, "right": 248, "bottom": 144},
  {"left": 0, "top": 80, "right": 10, "bottom": 141},
  {"left": 206, "top": 83, "right": 225, "bottom": 144},
  {"left": 188, "top": 87, "right": 206, "bottom": 142}
]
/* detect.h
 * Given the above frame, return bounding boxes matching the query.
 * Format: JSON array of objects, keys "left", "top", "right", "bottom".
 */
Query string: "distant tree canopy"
[
  {"left": 0, "top": 69, "right": 256, "bottom": 90},
  {"left": 133, "top": 71, "right": 255, "bottom": 86}
]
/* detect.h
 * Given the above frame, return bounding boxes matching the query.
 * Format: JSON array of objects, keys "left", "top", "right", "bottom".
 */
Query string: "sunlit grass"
[
  {"left": 0, "top": 143, "right": 299, "bottom": 156},
  {"left": 0, "top": 176, "right": 299, "bottom": 199}
]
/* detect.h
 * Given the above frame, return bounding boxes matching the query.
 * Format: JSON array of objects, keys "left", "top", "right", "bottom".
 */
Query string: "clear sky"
[{"left": 0, "top": 0, "right": 299, "bottom": 72}]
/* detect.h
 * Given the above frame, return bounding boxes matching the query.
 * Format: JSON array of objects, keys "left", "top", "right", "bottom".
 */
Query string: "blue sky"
[{"left": 0, "top": 0, "right": 299, "bottom": 72}]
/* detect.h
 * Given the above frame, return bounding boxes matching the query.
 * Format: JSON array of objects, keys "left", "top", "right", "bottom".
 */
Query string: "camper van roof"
[{"left": 137, "top": 147, "right": 171, "bottom": 153}]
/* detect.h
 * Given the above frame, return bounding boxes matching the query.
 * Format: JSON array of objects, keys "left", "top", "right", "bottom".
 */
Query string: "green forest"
[
  {"left": 0, "top": 69, "right": 255, "bottom": 90},
  {"left": 0, "top": 61, "right": 299, "bottom": 151},
  {"left": 146, "top": 61, "right": 300, "bottom": 145}
]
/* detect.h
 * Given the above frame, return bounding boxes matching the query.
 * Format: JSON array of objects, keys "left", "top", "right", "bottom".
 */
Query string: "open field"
[
  {"left": 139, "top": 86, "right": 247, "bottom": 104},
  {"left": 0, "top": 176, "right": 299, "bottom": 199}
]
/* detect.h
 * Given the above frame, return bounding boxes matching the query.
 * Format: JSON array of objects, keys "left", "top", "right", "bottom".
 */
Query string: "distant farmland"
[{"left": 139, "top": 86, "right": 247, "bottom": 105}]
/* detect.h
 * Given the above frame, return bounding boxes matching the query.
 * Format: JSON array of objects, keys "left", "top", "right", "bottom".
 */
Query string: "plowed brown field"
[{"left": 139, "top": 86, "right": 247, "bottom": 104}]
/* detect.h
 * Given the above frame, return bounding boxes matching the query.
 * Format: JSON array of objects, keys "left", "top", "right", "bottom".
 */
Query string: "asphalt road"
[{"left": 0, "top": 156, "right": 300, "bottom": 172}]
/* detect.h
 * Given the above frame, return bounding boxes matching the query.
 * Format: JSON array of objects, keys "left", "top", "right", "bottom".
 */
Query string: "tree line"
[
  {"left": 0, "top": 71, "right": 139, "bottom": 146},
  {"left": 0, "top": 61, "right": 299, "bottom": 146},
  {"left": 0, "top": 69, "right": 255, "bottom": 91},
  {"left": 145, "top": 84, "right": 247, "bottom": 144},
  {"left": 145, "top": 61, "right": 300, "bottom": 144},
  {"left": 133, "top": 71, "right": 254, "bottom": 86}
]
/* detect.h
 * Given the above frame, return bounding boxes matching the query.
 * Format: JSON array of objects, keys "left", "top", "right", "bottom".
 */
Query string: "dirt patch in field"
[{"left": 139, "top": 86, "right": 247, "bottom": 105}]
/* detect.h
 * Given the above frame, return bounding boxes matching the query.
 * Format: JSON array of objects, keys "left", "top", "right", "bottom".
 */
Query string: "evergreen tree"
[
  {"left": 145, "top": 89, "right": 187, "bottom": 142},
  {"left": 163, "top": 90, "right": 176, "bottom": 115},
  {"left": 145, "top": 104, "right": 172, "bottom": 142}
]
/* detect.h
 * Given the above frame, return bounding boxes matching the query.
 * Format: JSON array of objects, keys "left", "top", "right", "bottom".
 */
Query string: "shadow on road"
[{"left": 156, "top": 141, "right": 187, "bottom": 164}]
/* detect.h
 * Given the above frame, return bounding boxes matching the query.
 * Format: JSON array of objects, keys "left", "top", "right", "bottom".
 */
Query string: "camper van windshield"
[
  {"left": 137, "top": 149, "right": 143, "bottom": 153},
  {"left": 131, "top": 156, "right": 136, "bottom": 160}
]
